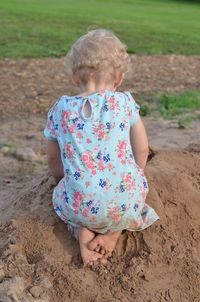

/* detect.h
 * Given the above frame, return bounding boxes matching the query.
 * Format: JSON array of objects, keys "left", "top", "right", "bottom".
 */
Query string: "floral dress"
[{"left": 44, "top": 90, "right": 159, "bottom": 234}]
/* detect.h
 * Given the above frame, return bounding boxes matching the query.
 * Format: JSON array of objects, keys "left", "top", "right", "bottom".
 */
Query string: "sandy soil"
[{"left": 0, "top": 55, "right": 200, "bottom": 302}]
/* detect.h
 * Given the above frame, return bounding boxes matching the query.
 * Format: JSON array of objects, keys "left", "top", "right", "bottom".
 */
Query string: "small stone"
[
  {"left": 40, "top": 278, "right": 52, "bottom": 289},
  {"left": 29, "top": 285, "right": 44, "bottom": 298},
  {"left": 1, "top": 146, "right": 10, "bottom": 155},
  {"left": 15, "top": 147, "right": 38, "bottom": 161}
]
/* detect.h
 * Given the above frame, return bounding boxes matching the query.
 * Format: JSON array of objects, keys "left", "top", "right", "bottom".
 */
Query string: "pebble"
[
  {"left": 15, "top": 147, "right": 38, "bottom": 161},
  {"left": 29, "top": 285, "right": 44, "bottom": 298}
]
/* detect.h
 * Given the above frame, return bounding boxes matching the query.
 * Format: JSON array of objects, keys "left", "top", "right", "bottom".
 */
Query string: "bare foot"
[
  {"left": 88, "top": 231, "right": 121, "bottom": 260},
  {"left": 78, "top": 227, "right": 103, "bottom": 266}
]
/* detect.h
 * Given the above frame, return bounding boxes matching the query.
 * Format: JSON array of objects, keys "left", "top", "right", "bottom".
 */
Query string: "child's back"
[{"left": 44, "top": 29, "right": 159, "bottom": 266}]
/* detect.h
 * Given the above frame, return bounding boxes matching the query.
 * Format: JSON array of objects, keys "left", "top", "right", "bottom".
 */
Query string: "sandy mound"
[{"left": 0, "top": 147, "right": 199, "bottom": 302}]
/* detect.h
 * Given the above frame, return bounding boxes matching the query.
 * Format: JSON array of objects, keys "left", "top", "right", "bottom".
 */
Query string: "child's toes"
[
  {"left": 88, "top": 237, "right": 99, "bottom": 251},
  {"left": 100, "top": 257, "right": 107, "bottom": 264},
  {"left": 105, "top": 250, "right": 112, "bottom": 258},
  {"left": 94, "top": 244, "right": 101, "bottom": 252},
  {"left": 100, "top": 247, "right": 106, "bottom": 255}
]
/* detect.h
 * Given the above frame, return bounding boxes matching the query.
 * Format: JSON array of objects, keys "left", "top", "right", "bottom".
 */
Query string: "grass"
[
  {"left": 138, "top": 90, "right": 200, "bottom": 127},
  {"left": 0, "top": 0, "right": 200, "bottom": 59}
]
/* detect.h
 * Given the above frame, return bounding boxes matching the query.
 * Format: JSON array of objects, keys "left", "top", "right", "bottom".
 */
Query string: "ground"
[{"left": 0, "top": 55, "right": 200, "bottom": 302}]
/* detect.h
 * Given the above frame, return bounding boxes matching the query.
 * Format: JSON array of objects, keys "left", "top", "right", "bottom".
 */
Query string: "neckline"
[{"left": 65, "top": 90, "right": 116, "bottom": 100}]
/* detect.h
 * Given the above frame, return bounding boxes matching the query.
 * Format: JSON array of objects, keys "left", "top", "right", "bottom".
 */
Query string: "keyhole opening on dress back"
[{"left": 82, "top": 99, "right": 92, "bottom": 119}]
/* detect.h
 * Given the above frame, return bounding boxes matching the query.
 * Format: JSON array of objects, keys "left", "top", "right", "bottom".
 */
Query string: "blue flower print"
[
  {"left": 63, "top": 152, "right": 67, "bottom": 159},
  {"left": 120, "top": 185, "right": 125, "bottom": 192},
  {"left": 143, "top": 180, "right": 148, "bottom": 189},
  {"left": 96, "top": 152, "right": 101, "bottom": 160},
  {"left": 99, "top": 178, "right": 107, "bottom": 188},
  {"left": 133, "top": 203, "right": 139, "bottom": 212},
  {"left": 77, "top": 123, "right": 84, "bottom": 130},
  {"left": 91, "top": 207, "right": 99, "bottom": 214},
  {"left": 74, "top": 171, "right": 81, "bottom": 180},
  {"left": 119, "top": 123, "right": 125, "bottom": 131},
  {"left": 103, "top": 104, "right": 108, "bottom": 112},
  {"left": 72, "top": 117, "right": 78, "bottom": 123},
  {"left": 106, "top": 122, "right": 111, "bottom": 129},
  {"left": 121, "top": 204, "right": 126, "bottom": 211},
  {"left": 55, "top": 204, "right": 63, "bottom": 213},
  {"left": 103, "top": 154, "right": 110, "bottom": 162},
  {"left": 65, "top": 168, "right": 70, "bottom": 174},
  {"left": 63, "top": 191, "right": 69, "bottom": 203},
  {"left": 87, "top": 200, "right": 93, "bottom": 207}
]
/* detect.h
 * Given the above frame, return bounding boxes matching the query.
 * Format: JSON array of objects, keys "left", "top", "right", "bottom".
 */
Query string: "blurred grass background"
[{"left": 0, "top": 0, "right": 200, "bottom": 59}]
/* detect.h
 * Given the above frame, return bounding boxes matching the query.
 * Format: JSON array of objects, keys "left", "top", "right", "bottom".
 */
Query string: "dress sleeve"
[
  {"left": 124, "top": 91, "right": 140, "bottom": 126},
  {"left": 44, "top": 104, "right": 59, "bottom": 141}
]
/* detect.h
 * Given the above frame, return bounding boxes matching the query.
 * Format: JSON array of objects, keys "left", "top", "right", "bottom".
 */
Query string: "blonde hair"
[{"left": 65, "top": 29, "right": 129, "bottom": 85}]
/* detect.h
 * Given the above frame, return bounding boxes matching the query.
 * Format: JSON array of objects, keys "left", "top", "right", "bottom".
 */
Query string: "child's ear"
[
  {"left": 72, "top": 73, "right": 80, "bottom": 87},
  {"left": 114, "top": 73, "right": 125, "bottom": 89}
]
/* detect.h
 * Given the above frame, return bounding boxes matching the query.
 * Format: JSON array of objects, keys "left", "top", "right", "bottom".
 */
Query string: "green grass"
[
  {"left": 158, "top": 90, "right": 200, "bottom": 118},
  {"left": 0, "top": 0, "right": 200, "bottom": 59},
  {"left": 138, "top": 90, "right": 200, "bottom": 127}
]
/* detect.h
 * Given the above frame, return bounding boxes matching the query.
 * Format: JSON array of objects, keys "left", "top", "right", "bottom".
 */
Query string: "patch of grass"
[
  {"left": 137, "top": 102, "right": 151, "bottom": 117},
  {"left": 0, "top": 0, "right": 200, "bottom": 59},
  {"left": 178, "top": 115, "right": 195, "bottom": 129},
  {"left": 158, "top": 90, "right": 200, "bottom": 118}
]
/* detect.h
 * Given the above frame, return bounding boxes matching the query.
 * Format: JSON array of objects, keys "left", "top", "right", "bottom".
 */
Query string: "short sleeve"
[
  {"left": 124, "top": 91, "right": 140, "bottom": 126},
  {"left": 44, "top": 104, "right": 59, "bottom": 141}
]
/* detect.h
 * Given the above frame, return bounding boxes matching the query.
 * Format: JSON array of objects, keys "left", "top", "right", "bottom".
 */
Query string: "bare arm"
[
  {"left": 47, "top": 140, "right": 64, "bottom": 184},
  {"left": 130, "top": 116, "right": 149, "bottom": 169}
]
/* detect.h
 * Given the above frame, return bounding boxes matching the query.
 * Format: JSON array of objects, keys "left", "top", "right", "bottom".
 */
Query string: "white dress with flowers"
[{"left": 44, "top": 91, "right": 159, "bottom": 234}]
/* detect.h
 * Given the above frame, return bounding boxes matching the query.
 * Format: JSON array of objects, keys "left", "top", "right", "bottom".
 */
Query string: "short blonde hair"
[{"left": 66, "top": 29, "right": 129, "bottom": 85}]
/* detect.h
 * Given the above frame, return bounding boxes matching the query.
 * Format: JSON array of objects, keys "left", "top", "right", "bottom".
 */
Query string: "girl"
[{"left": 44, "top": 29, "right": 159, "bottom": 266}]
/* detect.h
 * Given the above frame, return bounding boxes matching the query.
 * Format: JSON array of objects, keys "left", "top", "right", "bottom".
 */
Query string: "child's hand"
[
  {"left": 47, "top": 140, "right": 64, "bottom": 183},
  {"left": 130, "top": 116, "right": 149, "bottom": 169}
]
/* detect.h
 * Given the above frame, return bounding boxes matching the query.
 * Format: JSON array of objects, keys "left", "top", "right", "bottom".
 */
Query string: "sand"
[{"left": 0, "top": 146, "right": 199, "bottom": 302}]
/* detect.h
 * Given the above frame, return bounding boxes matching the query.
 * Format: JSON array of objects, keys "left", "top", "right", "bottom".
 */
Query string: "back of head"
[{"left": 66, "top": 29, "right": 129, "bottom": 85}]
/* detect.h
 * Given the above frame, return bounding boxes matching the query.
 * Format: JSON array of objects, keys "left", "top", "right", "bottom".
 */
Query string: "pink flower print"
[
  {"left": 69, "top": 124, "right": 76, "bottom": 133},
  {"left": 89, "top": 216, "right": 96, "bottom": 222},
  {"left": 85, "top": 181, "right": 90, "bottom": 188},
  {"left": 119, "top": 141, "right": 127, "bottom": 151},
  {"left": 86, "top": 138, "right": 91, "bottom": 144},
  {"left": 130, "top": 220, "right": 139, "bottom": 229},
  {"left": 98, "top": 130, "right": 106, "bottom": 139},
  {"left": 65, "top": 144, "right": 71, "bottom": 151},
  {"left": 82, "top": 154, "right": 89, "bottom": 162},
  {"left": 82, "top": 208, "right": 89, "bottom": 217},
  {"left": 86, "top": 161, "right": 95, "bottom": 170},
  {"left": 73, "top": 102, "right": 78, "bottom": 106},
  {"left": 76, "top": 132, "right": 83, "bottom": 139},
  {"left": 74, "top": 191, "right": 84, "bottom": 202},
  {"left": 62, "top": 111, "right": 70, "bottom": 123},
  {"left": 92, "top": 170, "right": 97, "bottom": 175},
  {"left": 108, "top": 207, "right": 121, "bottom": 222},
  {"left": 112, "top": 213, "right": 121, "bottom": 222},
  {"left": 118, "top": 152, "right": 125, "bottom": 159},
  {"left": 98, "top": 161, "right": 105, "bottom": 171},
  {"left": 121, "top": 160, "right": 126, "bottom": 165},
  {"left": 125, "top": 175, "right": 132, "bottom": 183},
  {"left": 93, "top": 127, "right": 98, "bottom": 133},
  {"left": 108, "top": 163, "right": 113, "bottom": 170}
]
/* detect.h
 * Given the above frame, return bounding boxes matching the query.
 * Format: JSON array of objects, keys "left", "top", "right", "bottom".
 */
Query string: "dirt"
[
  {"left": 0, "top": 147, "right": 200, "bottom": 302},
  {"left": 0, "top": 55, "right": 200, "bottom": 302}
]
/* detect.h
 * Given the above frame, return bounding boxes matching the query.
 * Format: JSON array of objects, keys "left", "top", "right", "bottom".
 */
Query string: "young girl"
[{"left": 44, "top": 29, "right": 159, "bottom": 266}]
